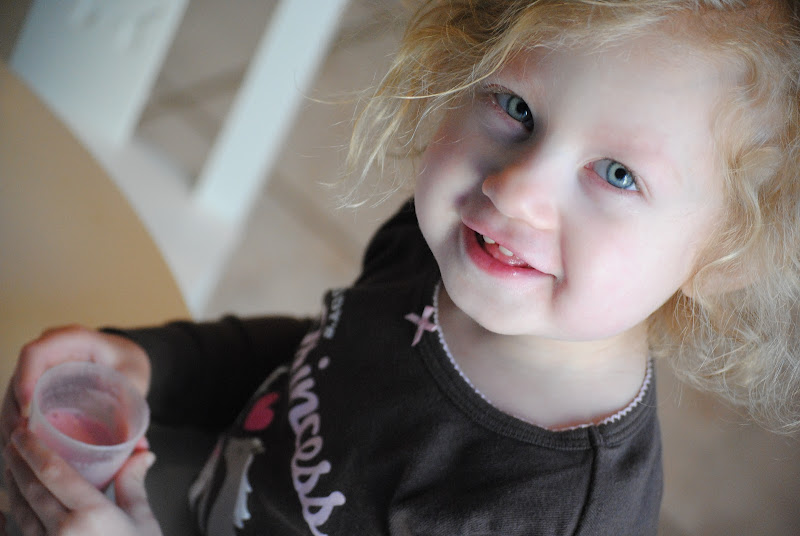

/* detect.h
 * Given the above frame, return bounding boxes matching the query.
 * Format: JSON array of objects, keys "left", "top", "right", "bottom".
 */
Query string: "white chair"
[{"left": 11, "top": 0, "right": 351, "bottom": 317}]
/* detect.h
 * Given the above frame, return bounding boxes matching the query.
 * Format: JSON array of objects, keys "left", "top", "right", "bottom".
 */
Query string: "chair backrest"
[{"left": 11, "top": 0, "right": 188, "bottom": 146}]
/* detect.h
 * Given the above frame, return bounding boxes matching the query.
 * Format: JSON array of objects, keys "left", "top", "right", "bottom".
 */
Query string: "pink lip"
[{"left": 461, "top": 225, "right": 549, "bottom": 278}]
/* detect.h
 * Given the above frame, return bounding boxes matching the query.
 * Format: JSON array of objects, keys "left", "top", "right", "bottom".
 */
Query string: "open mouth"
[{"left": 477, "top": 232, "right": 532, "bottom": 268}]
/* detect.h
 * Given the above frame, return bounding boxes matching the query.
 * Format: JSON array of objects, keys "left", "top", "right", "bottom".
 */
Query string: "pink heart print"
[{"left": 243, "top": 392, "right": 280, "bottom": 432}]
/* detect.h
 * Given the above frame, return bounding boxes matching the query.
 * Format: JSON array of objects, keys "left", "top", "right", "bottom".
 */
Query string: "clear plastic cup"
[{"left": 28, "top": 361, "right": 150, "bottom": 489}]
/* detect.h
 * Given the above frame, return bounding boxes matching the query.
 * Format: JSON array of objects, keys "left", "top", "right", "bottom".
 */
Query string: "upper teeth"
[{"left": 482, "top": 234, "right": 514, "bottom": 257}]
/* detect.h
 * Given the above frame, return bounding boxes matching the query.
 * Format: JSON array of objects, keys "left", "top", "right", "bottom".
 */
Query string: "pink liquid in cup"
[
  {"left": 28, "top": 362, "right": 149, "bottom": 489},
  {"left": 44, "top": 408, "right": 127, "bottom": 446}
]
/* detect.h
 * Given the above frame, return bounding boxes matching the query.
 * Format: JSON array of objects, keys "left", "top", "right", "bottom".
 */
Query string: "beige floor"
[{"left": 6, "top": 1, "right": 800, "bottom": 534}]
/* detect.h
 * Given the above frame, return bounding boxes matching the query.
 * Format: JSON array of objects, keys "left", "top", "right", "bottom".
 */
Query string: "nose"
[{"left": 481, "top": 150, "right": 561, "bottom": 230}]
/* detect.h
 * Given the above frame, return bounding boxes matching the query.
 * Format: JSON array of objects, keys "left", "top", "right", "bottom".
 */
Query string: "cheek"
[
  {"left": 415, "top": 142, "right": 481, "bottom": 229},
  {"left": 415, "top": 137, "right": 453, "bottom": 204},
  {"left": 566, "top": 231, "right": 684, "bottom": 319},
  {"left": 413, "top": 152, "right": 446, "bottom": 239},
  {"left": 414, "top": 145, "right": 465, "bottom": 261},
  {"left": 416, "top": 112, "right": 486, "bottom": 194}
]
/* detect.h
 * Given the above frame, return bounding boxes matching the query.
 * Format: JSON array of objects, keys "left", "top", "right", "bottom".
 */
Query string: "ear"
[
  {"left": 680, "top": 261, "right": 755, "bottom": 299},
  {"left": 680, "top": 277, "right": 698, "bottom": 299}
]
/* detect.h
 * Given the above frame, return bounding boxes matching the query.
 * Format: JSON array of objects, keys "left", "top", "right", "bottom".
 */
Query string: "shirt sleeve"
[
  {"left": 111, "top": 198, "right": 420, "bottom": 432},
  {"left": 106, "top": 315, "right": 313, "bottom": 432}
]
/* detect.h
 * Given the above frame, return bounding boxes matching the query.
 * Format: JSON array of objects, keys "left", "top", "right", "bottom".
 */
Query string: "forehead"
[
  {"left": 510, "top": 28, "right": 728, "bottom": 91},
  {"left": 491, "top": 31, "right": 731, "bottom": 193},
  {"left": 504, "top": 30, "right": 734, "bottom": 139}
]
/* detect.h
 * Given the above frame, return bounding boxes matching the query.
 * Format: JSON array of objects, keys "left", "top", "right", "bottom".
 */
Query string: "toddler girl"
[{"left": 3, "top": 0, "right": 800, "bottom": 534}]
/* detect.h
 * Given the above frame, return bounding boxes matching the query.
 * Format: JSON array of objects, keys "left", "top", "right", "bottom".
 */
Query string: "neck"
[{"left": 436, "top": 288, "right": 649, "bottom": 430}]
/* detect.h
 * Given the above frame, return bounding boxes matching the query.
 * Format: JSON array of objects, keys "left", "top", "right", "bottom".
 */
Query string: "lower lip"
[{"left": 462, "top": 226, "right": 548, "bottom": 278}]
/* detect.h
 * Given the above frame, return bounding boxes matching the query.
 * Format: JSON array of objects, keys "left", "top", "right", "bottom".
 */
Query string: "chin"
[
  {"left": 455, "top": 295, "right": 631, "bottom": 342},
  {"left": 452, "top": 295, "right": 539, "bottom": 337}
]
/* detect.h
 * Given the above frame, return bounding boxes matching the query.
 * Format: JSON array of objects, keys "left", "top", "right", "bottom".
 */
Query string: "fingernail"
[
  {"left": 9, "top": 428, "right": 23, "bottom": 447},
  {"left": 143, "top": 452, "right": 156, "bottom": 470}
]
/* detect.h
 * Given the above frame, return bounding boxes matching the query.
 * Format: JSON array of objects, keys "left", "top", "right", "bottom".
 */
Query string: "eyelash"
[
  {"left": 487, "top": 87, "right": 535, "bottom": 132},
  {"left": 588, "top": 159, "right": 640, "bottom": 192}
]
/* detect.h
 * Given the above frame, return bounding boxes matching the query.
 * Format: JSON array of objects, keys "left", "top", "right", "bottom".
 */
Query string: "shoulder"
[{"left": 354, "top": 198, "right": 436, "bottom": 287}]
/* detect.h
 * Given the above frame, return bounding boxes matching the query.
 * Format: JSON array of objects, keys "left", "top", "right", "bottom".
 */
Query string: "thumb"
[{"left": 114, "top": 450, "right": 158, "bottom": 527}]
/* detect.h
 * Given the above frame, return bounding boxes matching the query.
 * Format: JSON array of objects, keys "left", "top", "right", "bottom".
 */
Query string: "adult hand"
[
  {"left": 0, "top": 325, "right": 151, "bottom": 451},
  {"left": 3, "top": 426, "right": 161, "bottom": 535}
]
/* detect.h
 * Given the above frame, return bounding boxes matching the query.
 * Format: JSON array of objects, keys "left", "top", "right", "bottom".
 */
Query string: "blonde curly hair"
[{"left": 348, "top": 0, "right": 800, "bottom": 433}]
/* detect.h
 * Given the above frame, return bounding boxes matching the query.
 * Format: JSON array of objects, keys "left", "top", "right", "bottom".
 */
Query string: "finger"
[
  {"left": 0, "top": 387, "right": 23, "bottom": 448},
  {"left": 4, "top": 464, "right": 46, "bottom": 536},
  {"left": 134, "top": 435, "right": 150, "bottom": 452},
  {"left": 114, "top": 451, "right": 157, "bottom": 527},
  {"left": 14, "top": 326, "right": 104, "bottom": 413},
  {"left": 9, "top": 428, "right": 106, "bottom": 513}
]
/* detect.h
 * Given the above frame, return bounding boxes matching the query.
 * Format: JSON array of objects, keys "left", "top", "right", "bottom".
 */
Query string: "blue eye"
[
  {"left": 592, "top": 159, "right": 638, "bottom": 191},
  {"left": 495, "top": 93, "right": 534, "bottom": 131}
]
